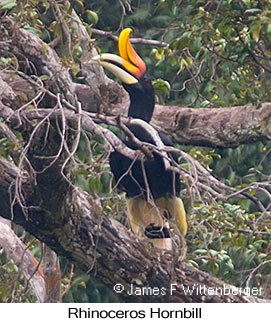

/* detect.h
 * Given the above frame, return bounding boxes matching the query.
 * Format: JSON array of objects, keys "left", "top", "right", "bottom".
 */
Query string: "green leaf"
[
  {"left": 72, "top": 44, "right": 83, "bottom": 59},
  {"left": 169, "top": 39, "right": 180, "bottom": 50},
  {"left": 85, "top": 10, "right": 99, "bottom": 25},
  {"left": 38, "top": 75, "right": 49, "bottom": 81},
  {"left": 251, "top": 23, "right": 261, "bottom": 42},
  {"left": 153, "top": 48, "right": 165, "bottom": 60},
  {"left": 266, "top": 24, "right": 271, "bottom": 36},
  {"left": 199, "top": 100, "right": 210, "bottom": 108},
  {"left": 188, "top": 260, "right": 199, "bottom": 269},
  {"left": 88, "top": 175, "right": 102, "bottom": 193},
  {"left": 244, "top": 8, "right": 262, "bottom": 15},
  {"left": 152, "top": 78, "right": 171, "bottom": 97},
  {"left": 0, "top": 0, "right": 16, "bottom": 10},
  {"left": 209, "top": 249, "right": 219, "bottom": 257},
  {"left": 193, "top": 36, "right": 202, "bottom": 52}
]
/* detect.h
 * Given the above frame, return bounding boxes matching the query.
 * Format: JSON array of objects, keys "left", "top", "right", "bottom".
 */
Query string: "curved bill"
[
  {"left": 89, "top": 28, "right": 146, "bottom": 84},
  {"left": 118, "top": 28, "right": 146, "bottom": 78},
  {"left": 91, "top": 54, "right": 138, "bottom": 84}
]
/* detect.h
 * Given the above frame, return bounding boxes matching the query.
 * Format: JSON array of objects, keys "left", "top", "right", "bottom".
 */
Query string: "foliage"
[
  {"left": 61, "top": 270, "right": 118, "bottom": 303},
  {"left": 0, "top": 236, "right": 39, "bottom": 303},
  {"left": 1, "top": 0, "right": 271, "bottom": 302},
  {"left": 187, "top": 202, "right": 271, "bottom": 298}
]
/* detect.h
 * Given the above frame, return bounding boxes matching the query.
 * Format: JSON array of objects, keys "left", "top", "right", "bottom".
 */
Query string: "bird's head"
[{"left": 91, "top": 28, "right": 155, "bottom": 121}]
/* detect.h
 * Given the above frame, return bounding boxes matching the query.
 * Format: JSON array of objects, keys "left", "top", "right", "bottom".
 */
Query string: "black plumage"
[
  {"left": 124, "top": 75, "right": 155, "bottom": 122},
  {"left": 93, "top": 27, "right": 187, "bottom": 249},
  {"left": 109, "top": 122, "right": 180, "bottom": 201},
  {"left": 110, "top": 71, "right": 180, "bottom": 200}
]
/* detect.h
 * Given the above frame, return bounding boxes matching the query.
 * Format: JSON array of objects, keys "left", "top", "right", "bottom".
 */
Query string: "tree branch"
[
  {"left": 2, "top": 15, "right": 271, "bottom": 149},
  {"left": 91, "top": 28, "right": 168, "bottom": 47},
  {"left": 152, "top": 102, "right": 271, "bottom": 148},
  {"left": 72, "top": 82, "right": 271, "bottom": 148},
  {"left": 0, "top": 157, "right": 268, "bottom": 303},
  {"left": 0, "top": 217, "right": 46, "bottom": 302},
  {"left": 1, "top": 10, "right": 271, "bottom": 303}
]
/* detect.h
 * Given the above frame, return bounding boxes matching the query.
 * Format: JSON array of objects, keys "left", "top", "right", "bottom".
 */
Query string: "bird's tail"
[{"left": 126, "top": 196, "right": 187, "bottom": 251}]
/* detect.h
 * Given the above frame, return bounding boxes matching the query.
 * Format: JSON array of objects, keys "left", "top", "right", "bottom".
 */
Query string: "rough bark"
[
  {"left": 0, "top": 11, "right": 271, "bottom": 304},
  {"left": 0, "top": 218, "right": 46, "bottom": 302},
  {"left": 152, "top": 102, "right": 271, "bottom": 148},
  {"left": 1, "top": 16, "right": 271, "bottom": 149},
  {"left": 0, "top": 218, "right": 61, "bottom": 302},
  {"left": 0, "top": 157, "right": 268, "bottom": 303},
  {"left": 42, "top": 245, "right": 62, "bottom": 303},
  {"left": 97, "top": 95, "right": 271, "bottom": 148}
]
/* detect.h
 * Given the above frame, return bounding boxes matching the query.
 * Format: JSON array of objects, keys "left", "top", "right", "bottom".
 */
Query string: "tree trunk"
[
  {"left": 1, "top": 16, "right": 271, "bottom": 149},
  {"left": 0, "top": 11, "right": 271, "bottom": 304},
  {"left": 0, "top": 157, "right": 268, "bottom": 303}
]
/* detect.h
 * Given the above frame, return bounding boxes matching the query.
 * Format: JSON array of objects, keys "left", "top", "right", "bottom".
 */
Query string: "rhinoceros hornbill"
[{"left": 92, "top": 28, "right": 187, "bottom": 250}]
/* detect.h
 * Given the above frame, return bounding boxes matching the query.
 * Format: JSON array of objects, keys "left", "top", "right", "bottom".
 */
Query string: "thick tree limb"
[
  {"left": 0, "top": 217, "right": 46, "bottom": 302},
  {"left": 0, "top": 157, "right": 268, "bottom": 303},
  {"left": 0, "top": 10, "right": 271, "bottom": 304},
  {"left": 0, "top": 219, "right": 61, "bottom": 302},
  {"left": 1, "top": 9, "right": 270, "bottom": 219},
  {"left": 1, "top": 17, "right": 76, "bottom": 105},
  {"left": 96, "top": 95, "right": 271, "bottom": 148},
  {"left": 1, "top": 102, "right": 268, "bottom": 215},
  {"left": 2, "top": 15, "right": 271, "bottom": 149},
  {"left": 152, "top": 102, "right": 271, "bottom": 148}
]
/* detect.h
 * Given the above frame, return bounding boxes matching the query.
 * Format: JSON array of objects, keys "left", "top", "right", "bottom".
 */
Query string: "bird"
[{"left": 92, "top": 28, "right": 187, "bottom": 250}]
